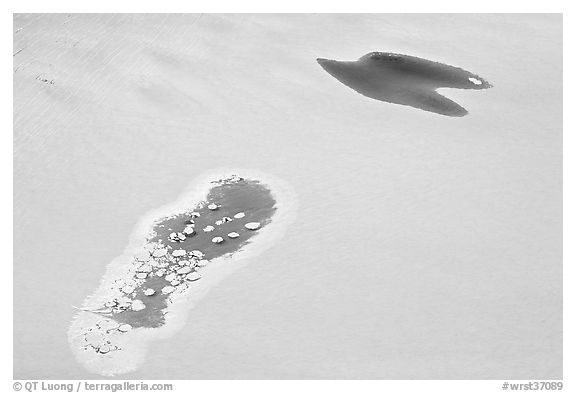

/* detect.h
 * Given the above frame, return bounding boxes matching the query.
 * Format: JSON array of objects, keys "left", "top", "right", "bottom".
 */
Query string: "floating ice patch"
[{"left": 468, "top": 77, "right": 483, "bottom": 85}]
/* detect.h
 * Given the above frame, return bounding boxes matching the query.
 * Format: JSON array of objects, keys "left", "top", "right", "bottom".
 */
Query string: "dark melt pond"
[
  {"left": 104, "top": 177, "right": 277, "bottom": 329},
  {"left": 317, "top": 52, "right": 492, "bottom": 117}
]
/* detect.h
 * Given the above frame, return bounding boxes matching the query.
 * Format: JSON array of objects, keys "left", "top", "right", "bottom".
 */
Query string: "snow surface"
[{"left": 14, "top": 14, "right": 562, "bottom": 379}]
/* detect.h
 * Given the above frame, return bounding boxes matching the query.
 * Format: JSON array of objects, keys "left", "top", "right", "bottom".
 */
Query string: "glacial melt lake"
[{"left": 13, "top": 14, "right": 562, "bottom": 379}]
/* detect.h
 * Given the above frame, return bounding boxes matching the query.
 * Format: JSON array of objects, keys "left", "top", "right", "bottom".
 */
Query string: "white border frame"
[{"left": 4, "top": 4, "right": 571, "bottom": 392}]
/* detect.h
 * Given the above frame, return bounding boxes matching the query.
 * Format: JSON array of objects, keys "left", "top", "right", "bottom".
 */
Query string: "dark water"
[
  {"left": 107, "top": 178, "right": 277, "bottom": 328},
  {"left": 317, "top": 52, "right": 492, "bottom": 117}
]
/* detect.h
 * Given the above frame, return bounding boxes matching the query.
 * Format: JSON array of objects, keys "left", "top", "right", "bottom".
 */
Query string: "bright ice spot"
[{"left": 468, "top": 77, "right": 483, "bottom": 85}]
